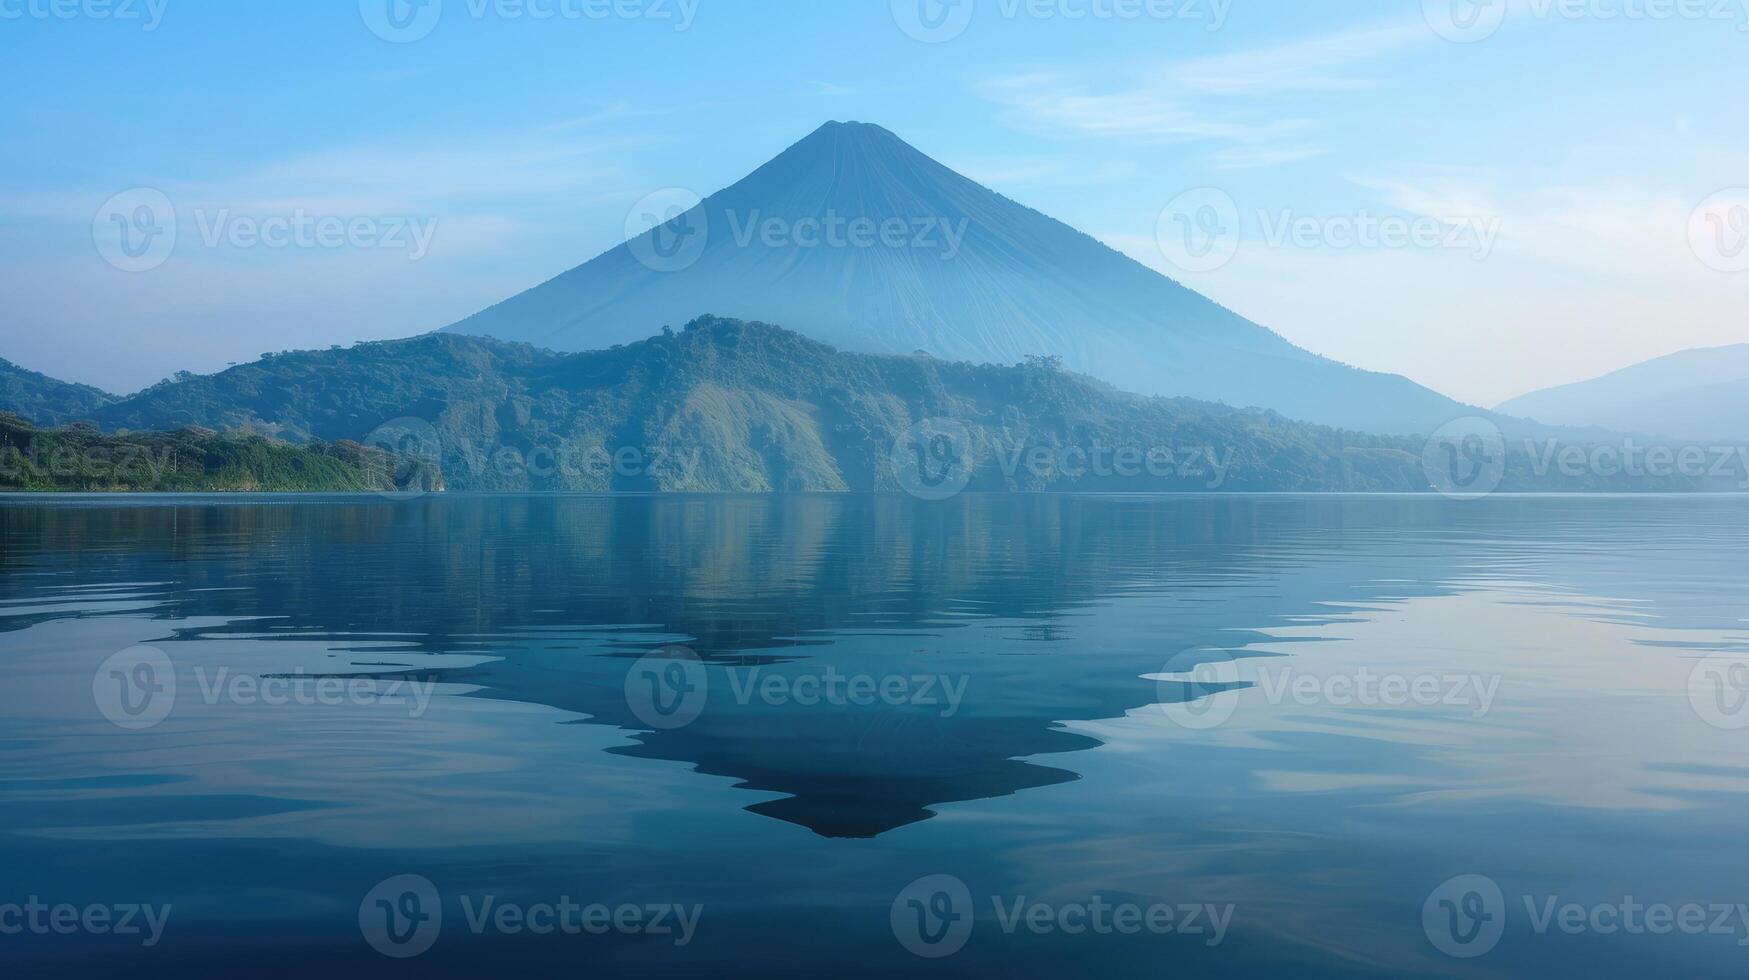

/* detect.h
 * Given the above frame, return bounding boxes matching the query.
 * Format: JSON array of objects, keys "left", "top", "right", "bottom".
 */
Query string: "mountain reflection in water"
[{"left": 4, "top": 494, "right": 1749, "bottom": 978}]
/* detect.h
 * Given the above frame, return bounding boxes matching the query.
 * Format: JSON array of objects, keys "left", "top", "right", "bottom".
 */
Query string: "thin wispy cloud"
[
  {"left": 978, "top": 18, "right": 1432, "bottom": 162},
  {"left": 979, "top": 71, "right": 1315, "bottom": 145},
  {"left": 1168, "top": 21, "right": 1429, "bottom": 95},
  {"left": 1354, "top": 173, "right": 1706, "bottom": 286}
]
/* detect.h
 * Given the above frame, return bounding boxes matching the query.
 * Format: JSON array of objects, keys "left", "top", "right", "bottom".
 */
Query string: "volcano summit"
[{"left": 447, "top": 121, "right": 1477, "bottom": 435}]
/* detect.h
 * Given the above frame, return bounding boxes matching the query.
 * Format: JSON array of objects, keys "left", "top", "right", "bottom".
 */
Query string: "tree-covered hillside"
[
  {"left": 77, "top": 317, "right": 1704, "bottom": 493},
  {"left": 0, "top": 356, "right": 117, "bottom": 426},
  {"left": 0, "top": 413, "right": 441, "bottom": 493}
]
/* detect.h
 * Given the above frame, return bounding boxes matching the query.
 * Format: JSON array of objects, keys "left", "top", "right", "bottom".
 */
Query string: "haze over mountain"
[
  {"left": 1498, "top": 345, "right": 1749, "bottom": 444},
  {"left": 447, "top": 122, "right": 1480, "bottom": 436}
]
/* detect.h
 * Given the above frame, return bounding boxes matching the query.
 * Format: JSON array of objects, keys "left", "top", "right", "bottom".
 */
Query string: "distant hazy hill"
[
  {"left": 445, "top": 121, "right": 1482, "bottom": 436},
  {"left": 0, "top": 356, "right": 116, "bottom": 426},
  {"left": 0, "top": 413, "right": 438, "bottom": 493},
  {"left": 1498, "top": 345, "right": 1749, "bottom": 443},
  {"left": 81, "top": 317, "right": 1697, "bottom": 494}
]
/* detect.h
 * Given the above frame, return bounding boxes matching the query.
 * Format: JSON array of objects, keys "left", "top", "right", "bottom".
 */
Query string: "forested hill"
[
  {"left": 0, "top": 356, "right": 117, "bottom": 427},
  {"left": 71, "top": 317, "right": 1700, "bottom": 494},
  {"left": 0, "top": 413, "right": 440, "bottom": 493}
]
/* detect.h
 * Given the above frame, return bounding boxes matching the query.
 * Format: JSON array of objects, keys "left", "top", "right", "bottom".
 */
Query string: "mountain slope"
[
  {"left": 87, "top": 317, "right": 1697, "bottom": 494},
  {"left": 0, "top": 356, "right": 117, "bottom": 426},
  {"left": 1498, "top": 345, "right": 1749, "bottom": 442},
  {"left": 445, "top": 121, "right": 1477, "bottom": 435}
]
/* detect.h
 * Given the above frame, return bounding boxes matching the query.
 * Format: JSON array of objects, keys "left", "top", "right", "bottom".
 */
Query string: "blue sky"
[{"left": 2, "top": 0, "right": 1745, "bottom": 404}]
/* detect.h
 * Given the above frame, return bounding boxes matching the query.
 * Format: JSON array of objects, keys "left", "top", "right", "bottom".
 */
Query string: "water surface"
[{"left": 2, "top": 494, "right": 1747, "bottom": 977}]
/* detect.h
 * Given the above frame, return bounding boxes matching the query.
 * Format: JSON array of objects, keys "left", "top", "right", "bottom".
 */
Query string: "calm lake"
[{"left": 3, "top": 494, "right": 1747, "bottom": 977}]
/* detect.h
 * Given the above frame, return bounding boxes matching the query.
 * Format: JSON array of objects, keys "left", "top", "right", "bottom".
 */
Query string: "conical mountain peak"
[
  {"left": 446, "top": 122, "right": 1475, "bottom": 435},
  {"left": 714, "top": 120, "right": 967, "bottom": 217},
  {"left": 798, "top": 119, "right": 909, "bottom": 146}
]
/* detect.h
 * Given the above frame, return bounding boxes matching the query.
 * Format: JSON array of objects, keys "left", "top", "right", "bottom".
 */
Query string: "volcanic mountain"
[{"left": 447, "top": 121, "right": 1477, "bottom": 434}]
